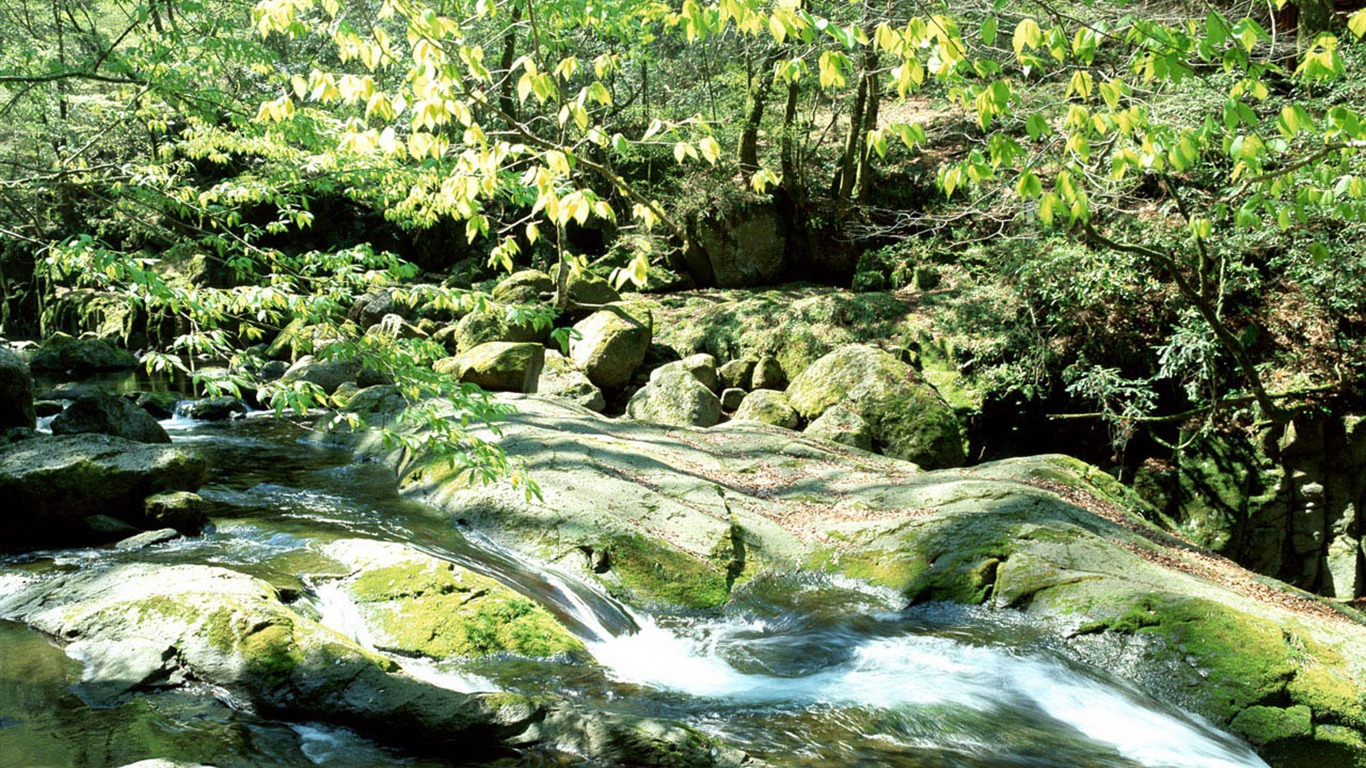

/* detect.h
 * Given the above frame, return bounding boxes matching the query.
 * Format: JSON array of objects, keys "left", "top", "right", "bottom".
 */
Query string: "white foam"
[{"left": 590, "top": 616, "right": 1268, "bottom": 768}]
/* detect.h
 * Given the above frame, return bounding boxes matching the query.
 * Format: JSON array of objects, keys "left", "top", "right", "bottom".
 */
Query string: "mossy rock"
[
  {"left": 626, "top": 368, "right": 722, "bottom": 428},
  {"left": 569, "top": 306, "right": 651, "bottom": 389},
  {"left": 491, "top": 269, "right": 554, "bottom": 304},
  {"left": 452, "top": 307, "right": 547, "bottom": 355},
  {"left": 733, "top": 389, "right": 799, "bottom": 429},
  {"left": 29, "top": 333, "right": 137, "bottom": 372},
  {"left": 550, "top": 264, "right": 622, "bottom": 306},
  {"left": 804, "top": 403, "right": 873, "bottom": 450},
  {"left": 330, "top": 541, "right": 583, "bottom": 659},
  {"left": 436, "top": 341, "right": 544, "bottom": 393},
  {"left": 599, "top": 531, "right": 737, "bottom": 610},
  {"left": 649, "top": 288, "right": 912, "bottom": 379},
  {"left": 787, "top": 344, "right": 964, "bottom": 468}
]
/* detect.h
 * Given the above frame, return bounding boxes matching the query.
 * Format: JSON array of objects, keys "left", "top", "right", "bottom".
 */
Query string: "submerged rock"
[
  {"left": 0, "top": 434, "right": 205, "bottom": 549},
  {"left": 787, "top": 344, "right": 964, "bottom": 468},
  {"left": 51, "top": 390, "right": 170, "bottom": 444},
  {"left": 28, "top": 333, "right": 137, "bottom": 372}
]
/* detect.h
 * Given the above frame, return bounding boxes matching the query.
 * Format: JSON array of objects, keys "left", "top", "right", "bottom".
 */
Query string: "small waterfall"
[{"left": 588, "top": 613, "right": 1269, "bottom": 768}]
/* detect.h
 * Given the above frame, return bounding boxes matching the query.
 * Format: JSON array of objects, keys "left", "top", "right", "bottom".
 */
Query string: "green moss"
[
  {"left": 1111, "top": 596, "right": 1295, "bottom": 718},
  {"left": 1288, "top": 654, "right": 1366, "bottom": 728},
  {"left": 1231, "top": 705, "right": 1313, "bottom": 746},
  {"left": 650, "top": 289, "right": 911, "bottom": 378},
  {"left": 605, "top": 533, "right": 731, "bottom": 610},
  {"left": 351, "top": 561, "right": 583, "bottom": 658},
  {"left": 1260, "top": 726, "right": 1366, "bottom": 768}
]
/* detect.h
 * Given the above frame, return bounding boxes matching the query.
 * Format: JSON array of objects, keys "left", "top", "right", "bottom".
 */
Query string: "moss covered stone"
[
  {"left": 1232, "top": 705, "right": 1313, "bottom": 746},
  {"left": 787, "top": 344, "right": 964, "bottom": 468},
  {"left": 436, "top": 341, "right": 544, "bottom": 393},
  {"left": 333, "top": 542, "right": 583, "bottom": 659},
  {"left": 732, "top": 389, "right": 799, "bottom": 429},
  {"left": 602, "top": 532, "right": 734, "bottom": 610}
]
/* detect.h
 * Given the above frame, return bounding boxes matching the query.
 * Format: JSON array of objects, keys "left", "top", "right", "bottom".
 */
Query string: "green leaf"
[
  {"left": 980, "top": 16, "right": 998, "bottom": 47},
  {"left": 1013, "top": 18, "right": 1042, "bottom": 55},
  {"left": 1349, "top": 9, "right": 1366, "bottom": 39},
  {"left": 1016, "top": 171, "right": 1043, "bottom": 200}
]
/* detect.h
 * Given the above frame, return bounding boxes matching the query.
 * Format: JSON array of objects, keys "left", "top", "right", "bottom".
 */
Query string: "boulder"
[
  {"left": 804, "top": 403, "right": 874, "bottom": 450},
  {"left": 491, "top": 269, "right": 554, "bottom": 304},
  {"left": 28, "top": 333, "right": 136, "bottom": 372},
  {"left": 0, "top": 348, "right": 35, "bottom": 429},
  {"left": 0, "top": 434, "right": 205, "bottom": 549},
  {"left": 435, "top": 342, "right": 545, "bottom": 393},
  {"left": 180, "top": 396, "right": 248, "bottom": 421},
  {"left": 649, "top": 353, "right": 719, "bottom": 393},
  {"left": 0, "top": 564, "right": 746, "bottom": 767},
  {"left": 259, "top": 359, "right": 289, "bottom": 381},
  {"left": 720, "top": 387, "right": 746, "bottom": 411},
  {"left": 536, "top": 350, "right": 606, "bottom": 412},
  {"left": 751, "top": 355, "right": 786, "bottom": 390},
  {"left": 452, "top": 307, "right": 546, "bottom": 355},
  {"left": 115, "top": 527, "right": 182, "bottom": 551},
  {"left": 281, "top": 355, "right": 361, "bottom": 395},
  {"left": 569, "top": 306, "right": 651, "bottom": 389},
  {"left": 358, "top": 397, "right": 1366, "bottom": 765},
  {"left": 625, "top": 369, "right": 722, "bottom": 428},
  {"left": 365, "top": 313, "right": 427, "bottom": 341},
  {"left": 325, "top": 540, "right": 584, "bottom": 659},
  {"left": 348, "top": 289, "right": 402, "bottom": 328},
  {"left": 733, "top": 389, "right": 799, "bottom": 429},
  {"left": 687, "top": 203, "right": 787, "bottom": 287},
  {"left": 51, "top": 390, "right": 171, "bottom": 444},
  {"left": 717, "top": 358, "right": 756, "bottom": 391},
  {"left": 550, "top": 264, "right": 622, "bottom": 306},
  {"left": 264, "top": 318, "right": 316, "bottom": 361},
  {"left": 131, "top": 390, "right": 185, "bottom": 419},
  {"left": 143, "top": 490, "right": 209, "bottom": 534},
  {"left": 33, "top": 400, "right": 63, "bottom": 417},
  {"left": 787, "top": 344, "right": 964, "bottom": 468}
]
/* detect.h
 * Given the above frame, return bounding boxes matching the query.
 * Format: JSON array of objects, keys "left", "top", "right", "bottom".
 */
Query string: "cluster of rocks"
[
  {"left": 0, "top": 342, "right": 210, "bottom": 551},
  {"left": 625, "top": 344, "right": 965, "bottom": 469},
  {"left": 304, "top": 269, "right": 967, "bottom": 470}
]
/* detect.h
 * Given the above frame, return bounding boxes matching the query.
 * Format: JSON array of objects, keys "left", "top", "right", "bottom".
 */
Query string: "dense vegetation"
[{"left": 3, "top": 0, "right": 1366, "bottom": 523}]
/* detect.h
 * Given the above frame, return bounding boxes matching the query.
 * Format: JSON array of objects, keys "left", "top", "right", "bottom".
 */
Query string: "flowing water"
[{"left": 0, "top": 386, "right": 1271, "bottom": 768}]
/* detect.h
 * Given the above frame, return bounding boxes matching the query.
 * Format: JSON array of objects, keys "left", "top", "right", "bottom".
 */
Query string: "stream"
[{"left": 0, "top": 381, "right": 1271, "bottom": 768}]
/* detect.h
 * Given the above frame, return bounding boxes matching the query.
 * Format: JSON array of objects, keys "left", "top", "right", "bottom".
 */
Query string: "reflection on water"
[{"left": 0, "top": 399, "right": 1270, "bottom": 768}]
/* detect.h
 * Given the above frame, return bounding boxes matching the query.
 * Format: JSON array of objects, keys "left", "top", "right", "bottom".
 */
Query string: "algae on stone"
[{"left": 330, "top": 541, "right": 583, "bottom": 659}]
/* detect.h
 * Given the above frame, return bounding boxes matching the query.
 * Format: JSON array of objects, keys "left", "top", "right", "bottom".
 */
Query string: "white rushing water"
[{"left": 589, "top": 615, "right": 1269, "bottom": 768}]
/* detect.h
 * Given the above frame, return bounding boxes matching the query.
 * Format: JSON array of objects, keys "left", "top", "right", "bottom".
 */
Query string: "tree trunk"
[
  {"left": 855, "top": 54, "right": 879, "bottom": 202},
  {"left": 738, "top": 48, "right": 781, "bottom": 180}
]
